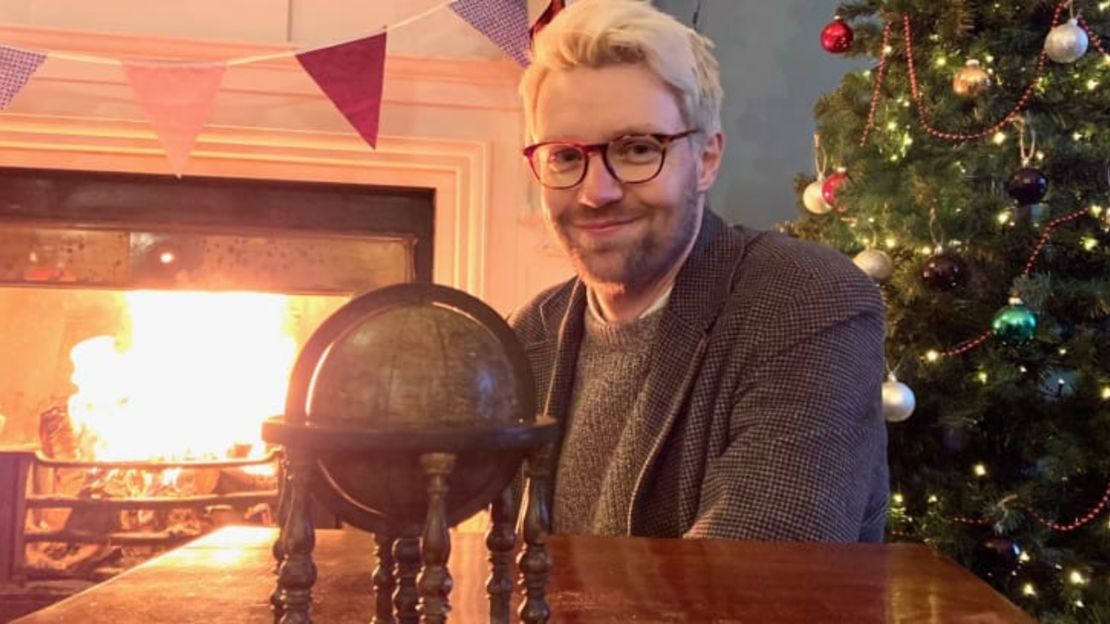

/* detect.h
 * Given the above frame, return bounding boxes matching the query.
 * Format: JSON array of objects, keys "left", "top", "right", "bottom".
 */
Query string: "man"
[{"left": 511, "top": 0, "right": 888, "bottom": 541}]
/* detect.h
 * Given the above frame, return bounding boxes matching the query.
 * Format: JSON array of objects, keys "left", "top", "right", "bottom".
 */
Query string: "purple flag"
[
  {"left": 296, "top": 33, "right": 388, "bottom": 149},
  {"left": 0, "top": 45, "right": 47, "bottom": 110},
  {"left": 451, "top": 0, "right": 531, "bottom": 66}
]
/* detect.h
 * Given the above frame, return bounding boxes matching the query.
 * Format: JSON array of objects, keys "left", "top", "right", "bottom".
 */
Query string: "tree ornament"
[
  {"left": 853, "top": 248, "right": 893, "bottom": 282},
  {"left": 992, "top": 297, "right": 1037, "bottom": 344},
  {"left": 1006, "top": 167, "right": 1048, "bottom": 205},
  {"left": 972, "top": 536, "right": 1022, "bottom": 580},
  {"left": 803, "top": 179, "right": 832, "bottom": 215},
  {"left": 921, "top": 253, "right": 964, "bottom": 291},
  {"left": 821, "top": 168, "right": 849, "bottom": 210},
  {"left": 1045, "top": 17, "right": 1089, "bottom": 64},
  {"left": 820, "top": 16, "right": 853, "bottom": 54},
  {"left": 882, "top": 374, "right": 916, "bottom": 423},
  {"left": 952, "top": 60, "right": 991, "bottom": 98}
]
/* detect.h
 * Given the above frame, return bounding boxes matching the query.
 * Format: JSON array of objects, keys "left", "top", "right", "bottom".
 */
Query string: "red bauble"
[
  {"left": 821, "top": 171, "right": 849, "bottom": 210},
  {"left": 821, "top": 17, "right": 854, "bottom": 54}
]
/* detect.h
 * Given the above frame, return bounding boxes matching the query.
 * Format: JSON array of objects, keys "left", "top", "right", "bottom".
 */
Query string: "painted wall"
[{"left": 655, "top": 0, "right": 862, "bottom": 229}]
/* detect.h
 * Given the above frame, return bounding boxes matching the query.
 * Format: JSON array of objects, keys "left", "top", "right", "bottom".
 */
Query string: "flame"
[{"left": 67, "top": 290, "right": 298, "bottom": 462}]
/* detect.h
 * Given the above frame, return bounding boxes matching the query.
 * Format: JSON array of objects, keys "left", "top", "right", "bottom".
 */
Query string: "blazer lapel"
[{"left": 626, "top": 212, "right": 746, "bottom": 527}]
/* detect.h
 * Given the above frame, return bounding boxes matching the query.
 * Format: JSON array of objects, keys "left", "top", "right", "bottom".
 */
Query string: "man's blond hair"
[{"left": 520, "top": 0, "right": 723, "bottom": 141}]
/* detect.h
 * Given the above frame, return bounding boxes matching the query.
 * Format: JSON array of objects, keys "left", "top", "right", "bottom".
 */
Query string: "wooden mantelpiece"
[{"left": 0, "top": 24, "right": 570, "bottom": 313}]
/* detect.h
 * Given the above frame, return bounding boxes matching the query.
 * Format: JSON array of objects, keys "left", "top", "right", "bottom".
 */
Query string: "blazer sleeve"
[{"left": 683, "top": 303, "right": 888, "bottom": 542}]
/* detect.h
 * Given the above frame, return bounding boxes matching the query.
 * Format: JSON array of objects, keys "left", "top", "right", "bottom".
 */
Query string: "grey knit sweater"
[{"left": 552, "top": 305, "right": 664, "bottom": 535}]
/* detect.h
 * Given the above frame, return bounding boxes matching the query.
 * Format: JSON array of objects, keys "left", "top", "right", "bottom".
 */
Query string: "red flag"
[
  {"left": 529, "top": 0, "right": 566, "bottom": 42},
  {"left": 296, "top": 33, "right": 388, "bottom": 149},
  {"left": 123, "top": 61, "right": 226, "bottom": 177}
]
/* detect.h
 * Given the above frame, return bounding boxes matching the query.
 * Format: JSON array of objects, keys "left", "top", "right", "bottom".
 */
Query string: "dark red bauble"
[
  {"left": 1006, "top": 167, "right": 1048, "bottom": 205},
  {"left": 921, "top": 253, "right": 965, "bottom": 292},
  {"left": 821, "top": 18, "right": 854, "bottom": 54},
  {"left": 821, "top": 171, "right": 849, "bottom": 210}
]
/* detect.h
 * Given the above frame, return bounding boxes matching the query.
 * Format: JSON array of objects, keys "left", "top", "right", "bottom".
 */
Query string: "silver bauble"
[
  {"left": 1045, "top": 18, "right": 1088, "bottom": 64},
  {"left": 803, "top": 179, "right": 832, "bottom": 215},
  {"left": 882, "top": 378, "right": 916, "bottom": 423},
  {"left": 853, "top": 248, "right": 893, "bottom": 282}
]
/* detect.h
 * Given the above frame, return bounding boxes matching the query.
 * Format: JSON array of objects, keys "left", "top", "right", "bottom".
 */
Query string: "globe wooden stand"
[
  {"left": 261, "top": 283, "right": 558, "bottom": 624},
  {"left": 263, "top": 421, "right": 558, "bottom": 624}
]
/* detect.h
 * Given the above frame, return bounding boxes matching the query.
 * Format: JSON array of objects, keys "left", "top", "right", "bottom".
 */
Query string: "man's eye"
[
  {"left": 547, "top": 148, "right": 584, "bottom": 168},
  {"left": 614, "top": 139, "right": 663, "bottom": 162}
]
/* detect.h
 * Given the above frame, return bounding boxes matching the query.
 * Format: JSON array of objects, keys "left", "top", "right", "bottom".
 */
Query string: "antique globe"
[{"left": 266, "top": 282, "right": 546, "bottom": 532}]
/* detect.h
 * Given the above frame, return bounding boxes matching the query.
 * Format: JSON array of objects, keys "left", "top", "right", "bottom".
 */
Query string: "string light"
[
  {"left": 893, "top": 493, "right": 905, "bottom": 505},
  {"left": 1081, "top": 236, "right": 1098, "bottom": 251},
  {"left": 925, "top": 350, "right": 940, "bottom": 362},
  {"left": 1019, "top": 551, "right": 1031, "bottom": 563},
  {"left": 993, "top": 131, "right": 1008, "bottom": 144},
  {"left": 977, "top": 371, "right": 989, "bottom": 383},
  {"left": 1058, "top": 347, "right": 1068, "bottom": 355},
  {"left": 1101, "top": 386, "right": 1110, "bottom": 400},
  {"left": 1068, "top": 570, "right": 1088, "bottom": 585},
  {"left": 1022, "top": 582, "right": 1037, "bottom": 597},
  {"left": 927, "top": 494, "right": 939, "bottom": 504},
  {"left": 974, "top": 463, "right": 988, "bottom": 477},
  {"left": 885, "top": 237, "right": 898, "bottom": 248}
]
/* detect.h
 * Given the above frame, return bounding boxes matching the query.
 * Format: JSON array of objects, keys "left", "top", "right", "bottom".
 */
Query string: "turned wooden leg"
[
  {"left": 372, "top": 532, "right": 397, "bottom": 624},
  {"left": 418, "top": 453, "right": 456, "bottom": 624},
  {"left": 486, "top": 485, "right": 516, "bottom": 624},
  {"left": 518, "top": 445, "right": 553, "bottom": 624},
  {"left": 276, "top": 452, "right": 317, "bottom": 624},
  {"left": 393, "top": 536, "right": 422, "bottom": 624},
  {"left": 271, "top": 455, "right": 291, "bottom": 618}
]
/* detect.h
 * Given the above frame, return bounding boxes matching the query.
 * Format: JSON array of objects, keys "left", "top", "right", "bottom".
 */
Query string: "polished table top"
[{"left": 14, "top": 525, "right": 1033, "bottom": 623}]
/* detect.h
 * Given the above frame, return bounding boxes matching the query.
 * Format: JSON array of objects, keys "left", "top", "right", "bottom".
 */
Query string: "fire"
[{"left": 66, "top": 291, "right": 298, "bottom": 462}]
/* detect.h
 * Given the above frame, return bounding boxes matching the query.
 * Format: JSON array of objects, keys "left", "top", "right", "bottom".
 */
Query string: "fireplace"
[{"left": 0, "top": 166, "right": 433, "bottom": 596}]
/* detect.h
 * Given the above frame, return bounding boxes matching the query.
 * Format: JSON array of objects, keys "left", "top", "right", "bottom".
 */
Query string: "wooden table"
[{"left": 13, "top": 526, "right": 1033, "bottom": 623}]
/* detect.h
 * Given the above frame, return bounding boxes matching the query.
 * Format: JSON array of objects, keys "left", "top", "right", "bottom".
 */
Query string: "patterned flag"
[
  {"left": 297, "top": 33, "right": 388, "bottom": 150},
  {"left": 0, "top": 45, "right": 47, "bottom": 111},
  {"left": 123, "top": 61, "right": 226, "bottom": 177},
  {"left": 451, "top": 0, "right": 531, "bottom": 66}
]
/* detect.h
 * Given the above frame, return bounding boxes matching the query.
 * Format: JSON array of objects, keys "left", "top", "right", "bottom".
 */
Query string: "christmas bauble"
[
  {"left": 992, "top": 301, "right": 1037, "bottom": 344},
  {"left": 921, "top": 253, "right": 964, "bottom": 291},
  {"left": 972, "top": 536, "right": 1022, "bottom": 580},
  {"left": 820, "top": 17, "right": 853, "bottom": 54},
  {"left": 952, "top": 59, "right": 991, "bottom": 98},
  {"left": 1045, "top": 18, "right": 1089, "bottom": 64},
  {"left": 821, "top": 170, "right": 849, "bottom": 210},
  {"left": 882, "top": 378, "right": 916, "bottom": 423},
  {"left": 802, "top": 179, "right": 832, "bottom": 215},
  {"left": 853, "top": 248, "right": 893, "bottom": 282},
  {"left": 1006, "top": 167, "right": 1048, "bottom": 205}
]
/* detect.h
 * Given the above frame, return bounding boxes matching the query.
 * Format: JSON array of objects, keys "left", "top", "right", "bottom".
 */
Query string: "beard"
[{"left": 548, "top": 182, "right": 702, "bottom": 296}]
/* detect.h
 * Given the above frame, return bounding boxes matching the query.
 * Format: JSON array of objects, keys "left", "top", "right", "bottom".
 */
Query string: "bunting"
[
  {"left": 1, "top": 0, "right": 545, "bottom": 175},
  {"left": 123, "top": 62, "right": 226, "bottom": 177},
  {"left": 0, "top": 45, "right": 47, "bottom": 110},
  {"left": 451, "top": 0, "right": 532, "bottom": 66},
  {"left": 296, "top": 33, "right": 388, "bottom": 149}
]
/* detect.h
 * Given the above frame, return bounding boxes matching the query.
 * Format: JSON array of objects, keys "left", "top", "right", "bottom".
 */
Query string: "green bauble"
[{"left": 991, "top": 302, "right": 1037, "bottom": 344}]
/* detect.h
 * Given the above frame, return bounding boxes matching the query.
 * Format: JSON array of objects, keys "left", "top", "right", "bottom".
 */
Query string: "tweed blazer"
[{"left": 509, "top": 211, "right": 889, "bottom": 542}]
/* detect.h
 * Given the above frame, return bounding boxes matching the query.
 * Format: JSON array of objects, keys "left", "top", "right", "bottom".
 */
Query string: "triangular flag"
[
  {"left": 123, "top": 61, "right": 226, "bottom": 177},
  {"left": 528, "top": 0, "right": 566, "bottom": 41},
  {"left": 451, "top": 0, "right": 531, "bottom": 67},
  {"left": 296, "top": 33, "right": 388, "bottom": 150},
  {"left": 0, "top": 45, "right": 47, "bottom": 111}
]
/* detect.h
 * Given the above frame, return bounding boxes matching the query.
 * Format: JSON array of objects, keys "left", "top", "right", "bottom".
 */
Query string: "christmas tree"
[{"left": 785, "top": 1, "right": 1109, "bottom": 622}]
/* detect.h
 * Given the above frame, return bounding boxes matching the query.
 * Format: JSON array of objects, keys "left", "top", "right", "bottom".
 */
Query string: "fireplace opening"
[{"left": 0, "top": 167, "right": 433, "bottom": 619}]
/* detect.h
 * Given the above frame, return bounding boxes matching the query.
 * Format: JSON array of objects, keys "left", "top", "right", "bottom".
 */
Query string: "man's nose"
[{"left": 577, "top": 153, "right": 623, "bottom": 209}]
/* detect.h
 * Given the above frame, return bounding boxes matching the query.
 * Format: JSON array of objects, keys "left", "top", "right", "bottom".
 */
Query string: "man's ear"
[{"left": 696, "top": 131, "right": 725, "bottom": 193}]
